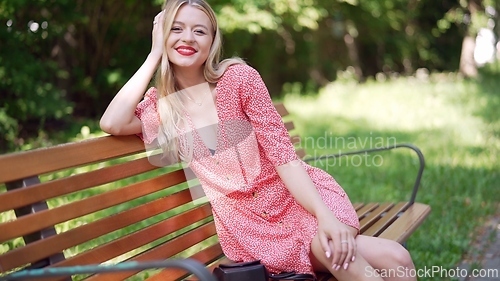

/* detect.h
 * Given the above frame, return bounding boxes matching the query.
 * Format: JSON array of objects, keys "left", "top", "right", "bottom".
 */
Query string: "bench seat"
[{"left": 0, "top": 103, "right": 430, "bottom": 281}]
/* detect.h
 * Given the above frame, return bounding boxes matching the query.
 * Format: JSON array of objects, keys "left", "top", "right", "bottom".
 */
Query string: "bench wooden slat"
[
  {"left": 284, "top": 121, "right": 295, "bottom": 131},
  {"left": 289, "top": 135, "right": 300, "bottom": 146},
  {"left": 352, "top": 203, "right": 365, "bottom": 210},
  {"left": 274, "top": 103, "right": 289, "bottom": 117},
  {"left": 379, "top": 203, "right": 431, "bottom": 243},
  {"left": 359, "top": 202, "right": 395, "bottom": 233},
  {"left": 0, "top": 189, "right": 198, "bottom": 271},
  {"left": 355, "top": 203, "right": 379, "bottom": 218},
  {"left": 361, "top": 202, "right": 409, "bottom": 237},
  {"left": 31, "top": 207, "right": 216, "bottom": 281},
  {"left": 147, "top": 243, "right": 224, "bottom": 281},
  {"left": 295, "top": 149, "right": 306, "bottom": 159},
  {"left": 0, "top": 135, "right": 146, "bottom": 183},
  {"left": 86, "top": 222, "right": 219, "bottom": 281},
  {"left": 0, "top": 170, "right": 187, "bottom": 243},
  {"left": 204, "top": 257, "right": 233, "bottom": 274},
  {"left": 0, "top": 157, "right": 158, "bottom": 212}
]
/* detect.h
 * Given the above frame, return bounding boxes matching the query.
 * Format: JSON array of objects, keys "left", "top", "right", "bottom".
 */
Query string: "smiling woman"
[{"left": 98, "top": 0, "right": 417, "bottom": 280}]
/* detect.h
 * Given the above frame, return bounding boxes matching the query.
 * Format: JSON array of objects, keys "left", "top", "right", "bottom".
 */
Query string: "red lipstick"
[{"left": 176, "top": 45, "right": 196, "bottom": 56}]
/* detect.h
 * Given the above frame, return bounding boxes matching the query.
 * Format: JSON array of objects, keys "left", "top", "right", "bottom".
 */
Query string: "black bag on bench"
[
  {"left": 213, "top": 260, "right": 268, "bottom": 281},
  {"left": 213, "top": 260, "right": 316, "bottom": 281}
]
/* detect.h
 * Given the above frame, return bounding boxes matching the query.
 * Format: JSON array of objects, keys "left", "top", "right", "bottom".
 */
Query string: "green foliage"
[
  {"left": 0, "top": 0, "right": 495, "bottom": 152},
  {"left": 0, "top": 0, "right": 78, "bottom": 151},
  {"left": 0, "top": 0, "right": 161, "bottom": 152}
]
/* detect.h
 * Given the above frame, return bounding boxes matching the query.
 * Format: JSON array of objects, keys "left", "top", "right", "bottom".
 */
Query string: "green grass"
[{"left": 283, "top": 65, "right": 500, "bottom": 281}]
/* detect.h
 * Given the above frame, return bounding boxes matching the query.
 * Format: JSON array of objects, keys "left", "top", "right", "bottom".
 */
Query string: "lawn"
[{"left": 283, "top": 65, "right": 500, "bottom": 280}]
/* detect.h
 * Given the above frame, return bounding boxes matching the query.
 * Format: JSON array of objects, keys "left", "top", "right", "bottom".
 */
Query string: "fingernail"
[
  {"left": 332, "top": 264, "right": 337, "bottom": 270},
  {"left": 325, "top": 251, "right": 331, "bottom": 258},
  {"left": 336, "top": 265, "right": 341, "bottom": 271},
  {"left": 344, "top": 263, "right": 349, "bottom": 270},
  {"left": 352, "top": 256, "right": 356, "bottom": 262}
]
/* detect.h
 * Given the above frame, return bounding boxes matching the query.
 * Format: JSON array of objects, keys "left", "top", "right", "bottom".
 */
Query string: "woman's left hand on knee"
[{"left": 316, "top": 211, "right": 357, "bottom": 271}]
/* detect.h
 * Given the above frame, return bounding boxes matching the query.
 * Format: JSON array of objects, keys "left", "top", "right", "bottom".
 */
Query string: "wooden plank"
[
  {"left": 296, "top": 149, "right": 306, "bottom": 159},
  {"left": 0, "top": 189, "right": 197, "bottom": 271},
  {"left": 175, "top": 257, "right": 234, "bottom": 281},
  {"left": 359, "top": 203, "right": 394, "bottom": 233},
  {"left": 355, "top": 203, "right": 379, "bottom": 219},
  {"left": 274, "top": 103, "right": 289, "bottom": 117},
  {"left": 31, "top": 207, "right": 216, "bottom": 281},
  {"left": 353, "top": 203, "right": 365, "bottom": 211},
  {"left": 146, "top": 244, "right": 224, "bottom": 281},
  {"left": 0, "top": 103, "right": 286, "bottom": 184},
  {"left": 284, "top": 121, "right": 295, "bottom": 132},
  {"left": 378, "top": 203, "right": 431, "bottom": 243},
  {"left": 205, "top": 257, "right": 233, "bottom": 273},
  {"left": 290, "top": 135, "right": 301, "bottom": 146},
  {"left": 4, "top": 177, "right": 67, "bottom": 272},
  {"left": 361, "top": 202, "right": 409, "bottom": 237},
  {"left": 0, "top": 170, "right": 187, "bottom": 243},
  {"left": 0, "top": 157, "right": 159, "bottom": 212},
  {"left": 0, "top": 135, "right": 145, "bottom": 183},
  {"left": 84, "top": 221, "right": 219, "bottom": 281}
]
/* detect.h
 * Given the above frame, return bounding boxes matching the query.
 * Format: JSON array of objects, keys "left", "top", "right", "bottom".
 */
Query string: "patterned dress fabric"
[{"left": 134, "top": 64, "right": 360, "bottom": 274}]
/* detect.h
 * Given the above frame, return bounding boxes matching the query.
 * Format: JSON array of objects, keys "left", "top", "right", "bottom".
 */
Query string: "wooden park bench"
[{"left": 0, "top": 103, "right": 431, "bottom": 281}]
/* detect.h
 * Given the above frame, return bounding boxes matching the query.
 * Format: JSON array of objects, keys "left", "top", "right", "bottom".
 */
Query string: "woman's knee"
[
  {"left": 357, "top": 236, "right": 414, "bottom": 269},
  {"left": 386, "top": 242, "right": 414, "bottom": 269}
]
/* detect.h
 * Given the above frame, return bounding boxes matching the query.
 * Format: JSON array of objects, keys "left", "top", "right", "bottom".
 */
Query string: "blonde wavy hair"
[{"left": 155, "top": 0, "right": 245, "bottom": 162}]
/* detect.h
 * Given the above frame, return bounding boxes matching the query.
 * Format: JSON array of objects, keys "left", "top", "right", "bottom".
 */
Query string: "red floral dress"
[{"left": 134, "top": 64, "right": 359, "bottom": 274}]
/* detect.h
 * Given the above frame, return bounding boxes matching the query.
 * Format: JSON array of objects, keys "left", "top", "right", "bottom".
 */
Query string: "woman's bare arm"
[
  {"left": 100, "top": 11, "right": 165, "bottom": 135},
  {"left": 276, "top": 160, "right": 356, "bottom": 270}
]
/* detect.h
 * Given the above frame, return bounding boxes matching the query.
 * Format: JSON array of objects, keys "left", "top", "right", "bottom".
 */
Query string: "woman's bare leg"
[
  {"left": 354, "top": 235, "right": 416, "bottom": 281},
  {"left": 310, "top": 229, "right": 416, "bottom": 281}
]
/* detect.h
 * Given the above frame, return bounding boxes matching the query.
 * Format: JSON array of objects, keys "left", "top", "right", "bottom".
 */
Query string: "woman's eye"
[
  {"left": 171, "top": 27, "right": 182, "bottom": 32},
  {"left": 194, "top": 29, "right": 206, "bottom": 35}
]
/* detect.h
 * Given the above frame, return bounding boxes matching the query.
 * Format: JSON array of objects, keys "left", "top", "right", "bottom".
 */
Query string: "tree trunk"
[
  {"left": 459, "top": 0, "right": 483, "bottom": 78},
  {"left": 343, "top": 22, "right": 363, "bottom": 81},
  {"left": 459, "top": 35, "right": 478, "bottom": 77}
]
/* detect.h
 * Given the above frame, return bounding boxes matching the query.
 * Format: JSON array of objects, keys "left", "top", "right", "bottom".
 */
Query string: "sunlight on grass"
[
  {"left": 284, "top": 69, "right": 500, "bottom": 281},
  {"left": 285, "top": 74, "right": 498, "bottom": 170}
]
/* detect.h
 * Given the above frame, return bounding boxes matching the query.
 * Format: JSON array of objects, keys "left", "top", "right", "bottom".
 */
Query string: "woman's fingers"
[
  {"left": 319, "top": 231, "right": 333, "bottom": 259},
  {"left": 151, "top": 11, "right": 165, "bottom": 56},
  {"left": 337, "top": 235, "right": 349, "bottom": 270},
  {"left": 328, "top": 232, "right": 356, "bottom": 271},
  {"left": 317, "top": 215, "right": 357, "bottom": 271},
  {"left": 329, "top": 239, "right": 341, "bottom": 270},
  {"left": 153, "top": 10, "right": 165, "bottom": 24},
  {"left": 341, "top": 235, "right": 355, "bottom": 270},
  {"left": 351, "top": 234, "right": 357, "bottom": 262}
]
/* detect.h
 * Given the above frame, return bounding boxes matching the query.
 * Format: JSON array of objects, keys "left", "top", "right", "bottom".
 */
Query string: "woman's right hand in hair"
[{"left": 151, "top": 11, "right": 165, "bottom": 59}]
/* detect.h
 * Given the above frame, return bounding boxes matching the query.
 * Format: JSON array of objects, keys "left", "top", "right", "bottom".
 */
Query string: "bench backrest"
[{"left": 0, "top": 103, "right": 300, "bottom": 280}]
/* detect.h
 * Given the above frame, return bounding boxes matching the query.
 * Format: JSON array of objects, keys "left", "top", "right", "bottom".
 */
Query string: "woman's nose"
[{"left": 181, "top": 30, "right": 195, "bottom": 43}]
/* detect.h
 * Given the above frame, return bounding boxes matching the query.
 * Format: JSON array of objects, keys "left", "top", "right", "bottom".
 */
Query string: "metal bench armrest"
[
  {"left": 303, "top": 143, "right": 425, "bottom": 205},
  {"left": 0, "top": 259, "right": 217, "bottom": 281}
]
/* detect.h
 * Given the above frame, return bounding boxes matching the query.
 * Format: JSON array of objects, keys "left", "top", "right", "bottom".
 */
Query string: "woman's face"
[{"left": 166, "top": 5, "right": 214, "bottom": 72}]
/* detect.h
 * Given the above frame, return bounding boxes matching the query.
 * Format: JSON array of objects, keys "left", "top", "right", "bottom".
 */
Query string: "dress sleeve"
[
  {"left": 134, "top": 87, "right": 160, "bottom": 144},
  {"left": 240, "top": 66, "right": 298, "bottom": 167}
]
